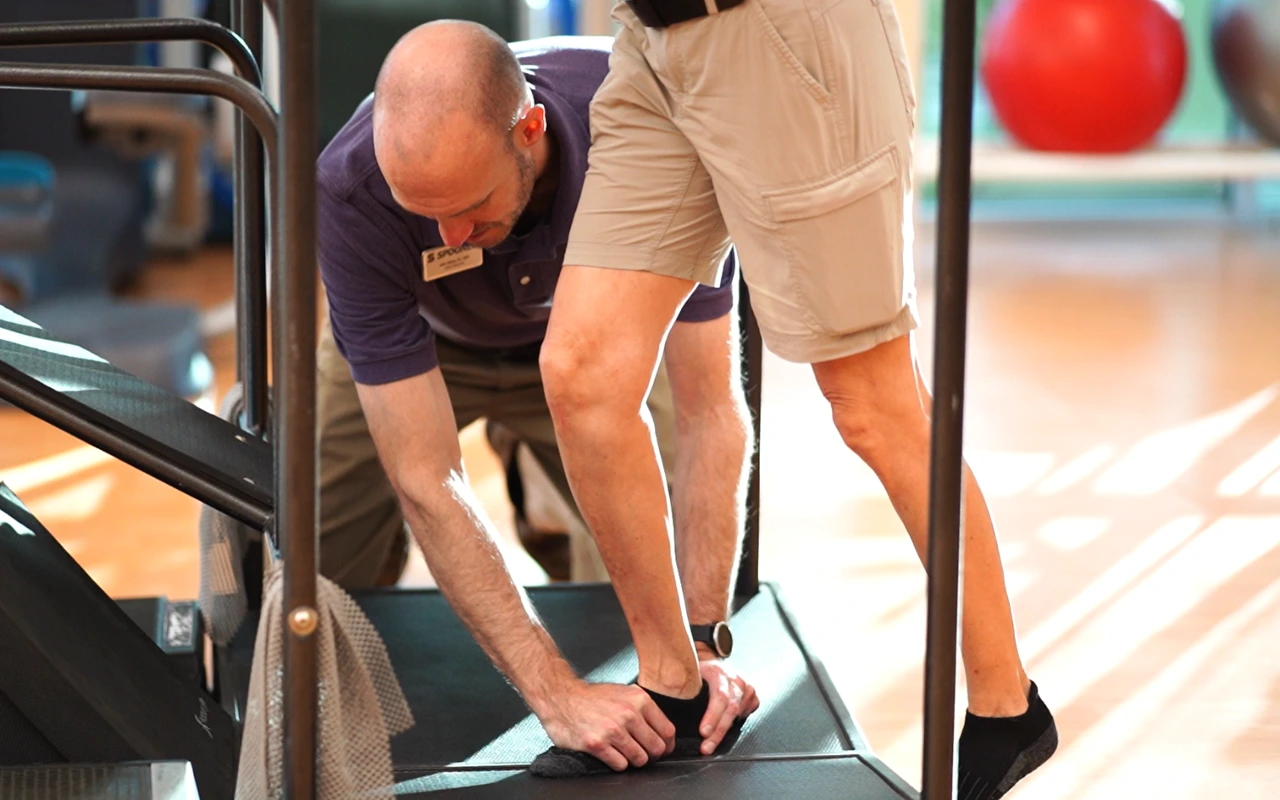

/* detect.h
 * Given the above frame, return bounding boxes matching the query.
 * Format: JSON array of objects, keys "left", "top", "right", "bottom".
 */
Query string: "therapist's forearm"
[{"left": 401, "top": 473, "right": 578, "bottom": 711}]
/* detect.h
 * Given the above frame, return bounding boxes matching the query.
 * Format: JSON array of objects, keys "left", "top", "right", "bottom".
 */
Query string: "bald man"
[{"left": 315, "top": 22, "right": 758, "bottom": 773}]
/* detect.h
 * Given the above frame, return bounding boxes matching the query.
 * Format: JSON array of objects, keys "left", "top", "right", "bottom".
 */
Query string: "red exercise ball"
[{"left": 980, "top": 0, "right": 1189, "bottom": 153}]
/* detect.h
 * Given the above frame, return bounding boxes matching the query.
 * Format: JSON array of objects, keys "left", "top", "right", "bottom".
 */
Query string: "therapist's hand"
[
  {"left": 535, "top": 679, "right": 676, "bottom": 770},
  {"left": 696, "top": 654, "right": 759, "bottom": 755}
]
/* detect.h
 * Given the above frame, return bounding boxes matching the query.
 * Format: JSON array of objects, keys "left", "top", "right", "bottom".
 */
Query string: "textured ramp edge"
[
  {"left": 392, "top": 754, "right": 916, "bottom": 799},
  {"left": 0, "top": 761, "right": 199, "bottom": 800}
]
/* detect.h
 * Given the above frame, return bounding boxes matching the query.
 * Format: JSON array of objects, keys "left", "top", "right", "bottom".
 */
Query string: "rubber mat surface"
[
  {"left": 222, "top": 583, "right": 865, "bottom": 771},
  {"left": 393, "top": 754, "right": 916, "bottom": 799}
]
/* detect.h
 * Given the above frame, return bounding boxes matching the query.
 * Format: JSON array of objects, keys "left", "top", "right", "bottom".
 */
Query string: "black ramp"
[
  {"left": 383, "top": 584, "right": 859, "bottom": 766},
  {"left": 0, "top": 484, "right": 239, "bottom": 800},
  {"left": 220, "top": 584, "right": 870, "bottom": 770},
  {"left": 394, "top": 755, "right": 913, "bottom": 799},
  {"left": 0, "top": 304, "right": 272, "bottom": 526},
  {"left": 222, "top": 584, "right": 920, "bottom": 799}
]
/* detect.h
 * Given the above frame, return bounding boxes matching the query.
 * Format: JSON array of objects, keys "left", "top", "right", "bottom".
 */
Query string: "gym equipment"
[
  {"left": 0, "top": 13, "right": 275, "bottom": 409},
  {"left": 76, "top": 89, "right": 213, "bottom": 255},
  {"left": 0, "top": 151, "right": 54, "bottom": 308},
  {"left": 0, "top": 161, "right": 141, "bottom": 309},
  {"left": 0, "top": 10, "right": 272, "bottom": 796},
  {"left": 0, "top": 10, "right": 273, "bottom": 434},
  {"left": 0, "top": 296, "right": 273, "bottom": 529},
  {"left": 20, "top": 295, "right": 213, "bottom": 398},
  {"left": 980, "top": 0, "right": 1188, "bottom": 152},
  {"left": 0, "top": 0, "right": 151, "bottom": 302},
  {"left": 115, "top": 595, "right": 207, "bottom": 689},
  {"left": 0, "top": 5, "right": 217, "bottom": 400},
  {"left": 1212, "top": 0, "right": 1280, "bottom": 146},
  {"left": 0, "top": 8, "right": 280, "bottom": 797},
  {"left": 218, "top": 585, "right": 916, "bottom": 798},
  {"left": 0, "top": 0, "right": 982, "bottom": 796},
  {"left": 0, "top": 762, "right": 201, "bottom": 800},
  {"left": 315, "top": 0, "right": 527, "bottom": 148},
  {"left": 0, "top": 151, "right": 54, "bottom": 253},
  {"left": 262, "top": 0, "right": 972, "bottom": 793},
  {"left": 0, "top": 483, "right": 238, "bottom": 800}
]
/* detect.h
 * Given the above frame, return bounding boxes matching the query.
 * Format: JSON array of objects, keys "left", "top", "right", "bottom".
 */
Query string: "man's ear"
[{"left": 515, "top": 104, "right": 547, "bottom": 148}]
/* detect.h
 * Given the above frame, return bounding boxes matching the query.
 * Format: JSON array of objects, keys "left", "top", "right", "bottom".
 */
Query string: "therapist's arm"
[{"left": 355, "top": 368, "right": 675, "bottom": 770}]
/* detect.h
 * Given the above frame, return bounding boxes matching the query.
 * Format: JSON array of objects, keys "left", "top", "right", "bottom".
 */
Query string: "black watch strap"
[{"left": 690, "top": 622, "right": 733, "bottom": 658}]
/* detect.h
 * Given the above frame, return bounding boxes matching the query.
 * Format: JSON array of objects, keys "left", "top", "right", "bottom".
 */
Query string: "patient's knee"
[
  {"left": 540, "top": 336, "right": 650, "bottom": 425},
  {"left": 826, "top": 389, "right": 929, "bottom": 466}
]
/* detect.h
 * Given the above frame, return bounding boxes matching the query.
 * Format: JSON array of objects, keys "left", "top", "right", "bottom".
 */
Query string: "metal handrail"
[
  {"left": 0, "top": 17, "right": 270, "bottom": 435},
  {"left": 921, "top": 0, "right": 978, "bottom": 798},
  {"left": 277, "top": 0, "right": 320, "bottom": 794},
  {"left": 0, "top": 61, "right": 279, "bottom": 530}
]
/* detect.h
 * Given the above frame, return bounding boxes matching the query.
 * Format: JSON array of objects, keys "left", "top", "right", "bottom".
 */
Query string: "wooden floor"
[{"left": 2, "top": 216, "right": 1278, "bottom": 798}]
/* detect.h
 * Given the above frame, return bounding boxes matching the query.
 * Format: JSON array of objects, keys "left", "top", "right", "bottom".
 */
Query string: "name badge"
[{"left": 422, "top": 244, "right": 483, "bottom": 281}]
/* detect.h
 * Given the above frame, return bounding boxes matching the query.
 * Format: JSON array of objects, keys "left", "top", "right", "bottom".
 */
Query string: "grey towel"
[{"left": 235, "top": 562, "right": 415, "bottom": 799}]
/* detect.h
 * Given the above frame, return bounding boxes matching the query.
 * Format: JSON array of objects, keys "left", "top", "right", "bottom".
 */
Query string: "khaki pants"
[{"left": 316, "top": 322, "right": 677, "bottom": 588}]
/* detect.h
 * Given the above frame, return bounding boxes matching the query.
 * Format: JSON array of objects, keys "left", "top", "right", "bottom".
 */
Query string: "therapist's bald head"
[
  {"left": 372, "top": 20, "right": 532, "bottom": 196},
  {"left": 370, "top": 20, "right": 546, "bottom": 249}
]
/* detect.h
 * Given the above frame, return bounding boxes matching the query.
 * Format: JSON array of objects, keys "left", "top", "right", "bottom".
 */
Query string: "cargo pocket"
[{"left": 761, "top": 144, "right": 906, "bottom": 338}]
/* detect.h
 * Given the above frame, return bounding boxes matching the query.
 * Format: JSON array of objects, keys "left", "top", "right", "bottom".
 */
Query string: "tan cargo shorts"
[{"left": 565, "top": 0, "right": 920, "bottom": 363}]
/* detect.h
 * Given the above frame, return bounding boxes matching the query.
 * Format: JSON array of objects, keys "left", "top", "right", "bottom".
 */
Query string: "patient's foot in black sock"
[
  {"left": 530, "top": 680, "right": 743, "bottom": 778},
  {"left": 643, "top": 681, "right": 716, "bottom": 756},
  {"left": 957, "top": 681, "right": 1057, "bottom": 800}
]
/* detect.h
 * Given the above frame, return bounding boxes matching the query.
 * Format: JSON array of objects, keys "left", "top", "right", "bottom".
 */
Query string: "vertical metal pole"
[
  {"left": 734, "top": 276, "right": 763, "bottom": 599},
  {"left": 921, "top": 0, "right": 977, "bottom": 798},
  {"left": 278, "top": 0, "right": 319, "bottom": 797},
  {"left": 232, "top": 0, "right": 268, "bottom": 436}
]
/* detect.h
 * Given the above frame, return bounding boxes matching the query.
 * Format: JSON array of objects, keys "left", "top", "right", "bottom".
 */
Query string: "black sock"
[
  {"left": 643, "top": 680, "right": 710, "bottom": 754},
  {"left": 957, "top": 682, "right": 1058, "bottom": 800},
  {"left": 641, "top": 680, "right": 745, "bottom": 757}
]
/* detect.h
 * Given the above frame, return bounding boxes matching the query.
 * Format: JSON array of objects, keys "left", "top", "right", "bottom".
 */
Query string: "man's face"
[
  {"left": 385, "top": 111, "right": 540, "bottom": 250},
  {"left": 434, "top": 142, "right": 536, "bottom": 250}
]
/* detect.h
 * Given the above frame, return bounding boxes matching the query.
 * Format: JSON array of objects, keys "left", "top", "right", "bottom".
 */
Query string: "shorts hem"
[
  {"left": 563, "top": 242, "right": 723, "bottom": 288},
  {"left": 762, "top": 301, "right": 920, "bottom": 364}
]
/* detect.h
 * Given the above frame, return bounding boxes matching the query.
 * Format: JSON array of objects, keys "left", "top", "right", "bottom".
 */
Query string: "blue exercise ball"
[{"left": 1212, "top": 0, "right": 1280, "bottom": 145}]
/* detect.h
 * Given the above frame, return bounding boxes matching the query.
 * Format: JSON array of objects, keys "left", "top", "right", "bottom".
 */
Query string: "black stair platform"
[
  {"left": 0, "top": 484, "right": 238, "bottom": 800},
  {"left": 395, "top": 753, "right": 912, "bottom": 798},
  {"left": 0, "top": 761, "right": 200, "bottom": 800},
  {"left": 221, "top": 583, "right": 919, "bottom": 798},
  {"left": 0, "top": 303, "right": 271, "bottom": 527}
]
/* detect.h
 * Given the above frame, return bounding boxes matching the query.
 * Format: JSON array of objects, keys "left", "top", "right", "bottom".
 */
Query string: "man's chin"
[{"left": 467, "top": 229, "right": 508, "bottom": 249}]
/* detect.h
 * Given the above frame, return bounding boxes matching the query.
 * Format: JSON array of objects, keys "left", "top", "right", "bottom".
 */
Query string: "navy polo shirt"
[{"left": 317, "top": 36, "right": 736, "bottom": 387}]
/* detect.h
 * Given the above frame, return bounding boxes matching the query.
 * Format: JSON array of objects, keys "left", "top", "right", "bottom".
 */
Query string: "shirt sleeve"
[
  {"left": 318, "top": 180, "right": 438, "bottom": 385},
  {"left": 675, "top": 247, "right": 738, "bottom": 323}
]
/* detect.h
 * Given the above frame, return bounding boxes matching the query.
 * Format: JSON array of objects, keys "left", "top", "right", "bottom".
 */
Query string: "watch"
[{"left": 690, "top": 621, "right": 734, "bottom": 658}]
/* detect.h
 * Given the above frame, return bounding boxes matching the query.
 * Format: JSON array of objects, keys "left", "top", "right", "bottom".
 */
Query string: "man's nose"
[{"left": 438, "top": 219, "right": 474, "bottom": 248}]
